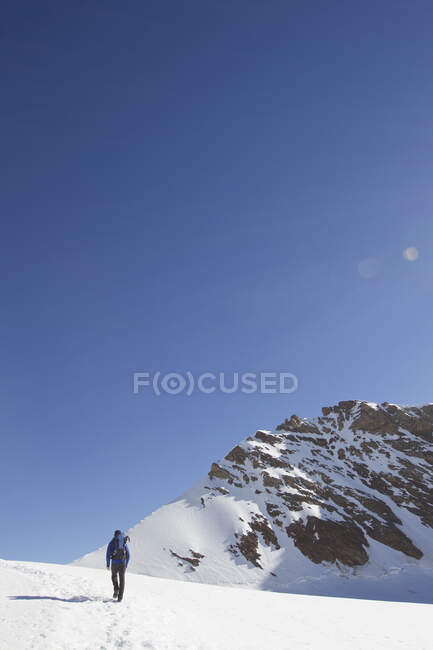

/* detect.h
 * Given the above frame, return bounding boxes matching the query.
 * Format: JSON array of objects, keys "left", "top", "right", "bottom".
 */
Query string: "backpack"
[{"left": 111, "top": 532, "right": 130, "bottom": 561}]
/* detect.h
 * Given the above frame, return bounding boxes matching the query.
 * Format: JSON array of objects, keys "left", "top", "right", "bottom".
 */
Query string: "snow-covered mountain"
[{"left": 74, "top": 400, "right": 433, "bottom": 595}]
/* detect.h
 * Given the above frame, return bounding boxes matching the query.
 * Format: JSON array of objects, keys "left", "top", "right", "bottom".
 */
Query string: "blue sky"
[{"left": 1, "top": 0, "right": 433, "bottom": 564}]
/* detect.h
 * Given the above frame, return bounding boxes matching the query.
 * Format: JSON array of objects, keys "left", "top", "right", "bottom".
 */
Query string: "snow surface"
[{"left": 1, "top": 559, "right": 432, "bottom": 650}]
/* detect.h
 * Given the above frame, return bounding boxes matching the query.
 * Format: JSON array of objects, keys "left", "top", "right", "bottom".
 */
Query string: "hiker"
[{"left": 106, "top": 530, "right": 130, "bottom": 602}]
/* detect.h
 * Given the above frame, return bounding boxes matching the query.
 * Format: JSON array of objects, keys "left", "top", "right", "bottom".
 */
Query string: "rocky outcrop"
[
  {"left": 276, "top": 414, "right": 321, "bottom": 435},
  {"left": 350, "top": 402, "right": 433, "bottom": 441},
  {"left": 208, "top": 463, "right": 236, "bottom": 482},
  {"left": 249, "top": 514, "right": 280, "bottom": 550},
  {"left": 228, "top": 513, "right": 280, "bottom": 568},
  {"left": 170, "top": 549, "right": 205, "bottom": 570},
  {"left": 286, "top": 517, "right": 369, "bottom": 566},
  {"left": 229, "top": 531, "right": 262, "bottom": 568},
  {"left": 225, "top": 445, "right": 248, "bottom": 464}
]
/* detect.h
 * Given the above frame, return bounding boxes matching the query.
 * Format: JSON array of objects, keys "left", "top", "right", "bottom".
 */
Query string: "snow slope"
[
  {"left": 1, "top": 559, "right": 432, "bottom": 650},
  {"left": 74, "top": 401, "right": 433, "bottom": 599}
]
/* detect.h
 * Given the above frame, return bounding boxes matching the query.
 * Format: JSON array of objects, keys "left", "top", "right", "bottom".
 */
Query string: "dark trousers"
[{"left": 111, "top": 563, "right": 126, "bottom": 599}]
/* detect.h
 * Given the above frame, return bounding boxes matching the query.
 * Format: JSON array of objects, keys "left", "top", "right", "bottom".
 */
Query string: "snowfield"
[{"left": 1, "top": 559, "right": 432, "bottom": 650}]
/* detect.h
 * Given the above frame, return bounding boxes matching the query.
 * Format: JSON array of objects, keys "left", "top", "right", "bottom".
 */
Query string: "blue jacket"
[{"left": 106, "top": 538, "right": 130, "bottom": 567}]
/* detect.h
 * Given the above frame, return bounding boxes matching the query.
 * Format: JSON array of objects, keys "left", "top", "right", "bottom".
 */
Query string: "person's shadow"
[{"left": 10, "top": 595, "right": 112, "bottom": 603}]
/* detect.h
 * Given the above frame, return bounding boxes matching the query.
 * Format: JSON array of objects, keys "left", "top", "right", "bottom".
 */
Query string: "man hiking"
[{"left": 106, "top": 530, "right": 130, "bottom": 602}]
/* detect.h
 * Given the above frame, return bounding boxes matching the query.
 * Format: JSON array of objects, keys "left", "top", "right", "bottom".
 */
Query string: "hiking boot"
[
  {"left": 117, "top": 596, "right": 123, "bottom": 602},
  {"left": 113, "top": 590, "right": 119, "bottom": 599}
]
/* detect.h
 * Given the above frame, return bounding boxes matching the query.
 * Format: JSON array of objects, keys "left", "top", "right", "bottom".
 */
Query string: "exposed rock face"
[
  {"left": 208, "top": 463, "right": 235, "bottom": 482},
  {"left": 205, "top": 401, "right": 433, "bottom": 569},
  {"left": 224, "top": 445, "right": 248, "bottom": 464},
  {"left": 351, "top": 402, "right": 433, "bottom": 441},
  {"left": 286, "top": 517, "right": 369, "bottom": 566},
  {"left": 230, "top": 531, "right": 262, "bottom": 568}
]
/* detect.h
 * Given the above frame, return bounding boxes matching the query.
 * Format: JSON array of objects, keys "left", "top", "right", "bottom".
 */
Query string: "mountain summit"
[{"left": 74, "top": 401, "right": 433, "bottom": 594}]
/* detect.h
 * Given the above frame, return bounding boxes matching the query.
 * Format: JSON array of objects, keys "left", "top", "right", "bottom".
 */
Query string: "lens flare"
[
  {"left": 358, "top": 258, "right": 379, "bottom": 279},
  {"left": 403, "top": 247, "right": 419, "bottom": 261}
]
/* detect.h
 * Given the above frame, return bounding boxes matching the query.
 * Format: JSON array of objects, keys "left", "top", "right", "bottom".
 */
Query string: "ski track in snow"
[{"left": 1, "top": 560, "right": 432, "bottom": 650}]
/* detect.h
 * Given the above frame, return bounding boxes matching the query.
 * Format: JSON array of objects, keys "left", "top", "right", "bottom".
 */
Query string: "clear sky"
[{"left": 1, "top": 0, "right": 433, "bottom": 564}]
